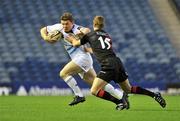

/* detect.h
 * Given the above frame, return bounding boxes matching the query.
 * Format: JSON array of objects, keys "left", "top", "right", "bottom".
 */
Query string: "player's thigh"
[
  {"left": 119, "top": 79, "right": 132, "bottom": 93},
  {"left": 60, "top": 61, "right": 83, "bottom": 76},
  {"left": 90, "top": 77, "right": 108, "bottom": 95},
  {"left": 82, "top": 68, "right": 97, "bottom": 85}
]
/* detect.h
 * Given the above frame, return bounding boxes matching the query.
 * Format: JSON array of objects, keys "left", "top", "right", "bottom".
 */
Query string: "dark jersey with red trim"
[{"left": 80, "top": 30, "right": 116, "bottom": 63}]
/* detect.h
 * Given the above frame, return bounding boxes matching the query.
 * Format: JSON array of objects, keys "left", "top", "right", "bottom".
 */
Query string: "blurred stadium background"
[{"left": 0, "top": 0, "right": 180, "bottom": 96}]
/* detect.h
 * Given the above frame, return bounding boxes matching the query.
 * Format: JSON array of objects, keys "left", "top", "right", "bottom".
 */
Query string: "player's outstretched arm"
[
  {"left": 65, "top": 27, "right": 90, "bottom": 47},
  {"left": 73, "top": 27, "right": 90, "bottom": 39},
  {"left": 66, "top": 35, "right": 81, "bottom": 47},
  {"left": 80, "top": 27, "right": 90, "bottom": 34}
]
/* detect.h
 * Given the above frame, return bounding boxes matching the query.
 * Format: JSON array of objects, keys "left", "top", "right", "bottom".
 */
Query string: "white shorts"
[{"left": 72, "top": 53, "right": 93, "bottom": 72}]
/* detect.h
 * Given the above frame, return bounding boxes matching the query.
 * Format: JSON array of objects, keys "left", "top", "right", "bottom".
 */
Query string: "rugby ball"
[{"left": 48, "top": 30, "right": 63, "bottom": 41}]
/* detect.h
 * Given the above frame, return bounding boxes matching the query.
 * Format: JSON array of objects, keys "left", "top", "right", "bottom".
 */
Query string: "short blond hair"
[{"left": 93, "top": 16, "right": 104, "bottom": 30}]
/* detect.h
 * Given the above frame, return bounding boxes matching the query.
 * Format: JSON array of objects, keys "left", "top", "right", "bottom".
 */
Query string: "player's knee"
[
  {"left": 59, "top": 71, "right": 68, "bottom": 80},
  {"left": 90, "top": 88, "right": 98, "bottom": 96}
]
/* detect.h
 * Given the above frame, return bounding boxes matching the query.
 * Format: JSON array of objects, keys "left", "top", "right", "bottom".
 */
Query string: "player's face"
[
  {"left": 61, "top": 20, "right": 73, "bottom": 32},
  {"left": 93, "top": 21, "right": 97, "bottom": 31}
]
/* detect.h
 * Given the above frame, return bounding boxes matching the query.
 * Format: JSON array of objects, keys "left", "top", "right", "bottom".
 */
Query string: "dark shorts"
[{"left": 97, "top": 57, "right": 128, "bottom": 83}]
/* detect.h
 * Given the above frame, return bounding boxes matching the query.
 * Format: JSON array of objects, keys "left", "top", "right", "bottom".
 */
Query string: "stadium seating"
[{"left": 0, "top": 0, "right": 179, "bottom": 90}]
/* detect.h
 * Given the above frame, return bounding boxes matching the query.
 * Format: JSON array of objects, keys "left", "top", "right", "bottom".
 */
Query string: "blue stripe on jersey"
[
  {"left": 69, "top": 47, "right": 78, "bottom": 55},
  {"left": 66, "top": 46, "right": 73, "bottom": 51}
]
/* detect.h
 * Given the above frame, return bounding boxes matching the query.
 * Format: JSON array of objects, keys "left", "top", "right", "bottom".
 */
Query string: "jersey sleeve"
[
  {"left": 46, "top": 24, "right": 63, "bottom": 33},
  {"left": 80, "top": 34, "right": 89, "bottom": 45}
]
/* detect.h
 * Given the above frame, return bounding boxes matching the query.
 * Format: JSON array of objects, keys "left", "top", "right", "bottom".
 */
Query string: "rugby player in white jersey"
[{"left": 40, "top": 12, "right": 129, "bottom": 107}]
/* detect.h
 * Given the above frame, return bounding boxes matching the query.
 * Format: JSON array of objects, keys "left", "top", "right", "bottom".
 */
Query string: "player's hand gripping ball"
[{"left": 47, "top": 30, "right": 63, "bottom": 43}]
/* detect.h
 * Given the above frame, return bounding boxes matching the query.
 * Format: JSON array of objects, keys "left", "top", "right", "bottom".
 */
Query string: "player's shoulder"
[
  {"left": 47, "top": 23, "right": 63, "bottom": 31},
  {"left": 48, "top": 23, "right": 62, "bottom": 27},
  {"left": 75, "top": 23, "right": 90, "bottom": 29},
  {"left": 73, "top": 24, "right": 82, "bottom": 30},
  {"left": 87, "top": 31, "right": 97, "bottom": 37}
]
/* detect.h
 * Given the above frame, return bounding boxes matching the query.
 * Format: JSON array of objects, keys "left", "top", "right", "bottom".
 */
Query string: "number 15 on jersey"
[{"left": 98, "top": 36, "right": 111, "bottom": 49}]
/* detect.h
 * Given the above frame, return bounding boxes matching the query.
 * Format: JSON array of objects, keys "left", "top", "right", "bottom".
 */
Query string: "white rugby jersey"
[{"left": 46, "top": 23, "right": 91, "bottom": 59}]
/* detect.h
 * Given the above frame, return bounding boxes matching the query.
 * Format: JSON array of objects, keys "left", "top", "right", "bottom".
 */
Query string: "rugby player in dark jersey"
[{"left": 67, "top": 16, "right": 166, "bottom": 110}]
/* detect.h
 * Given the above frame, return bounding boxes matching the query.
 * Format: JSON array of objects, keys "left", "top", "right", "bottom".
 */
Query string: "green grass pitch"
[{"left": 0, "top": 95, "right": 180, "bottom": 121}]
